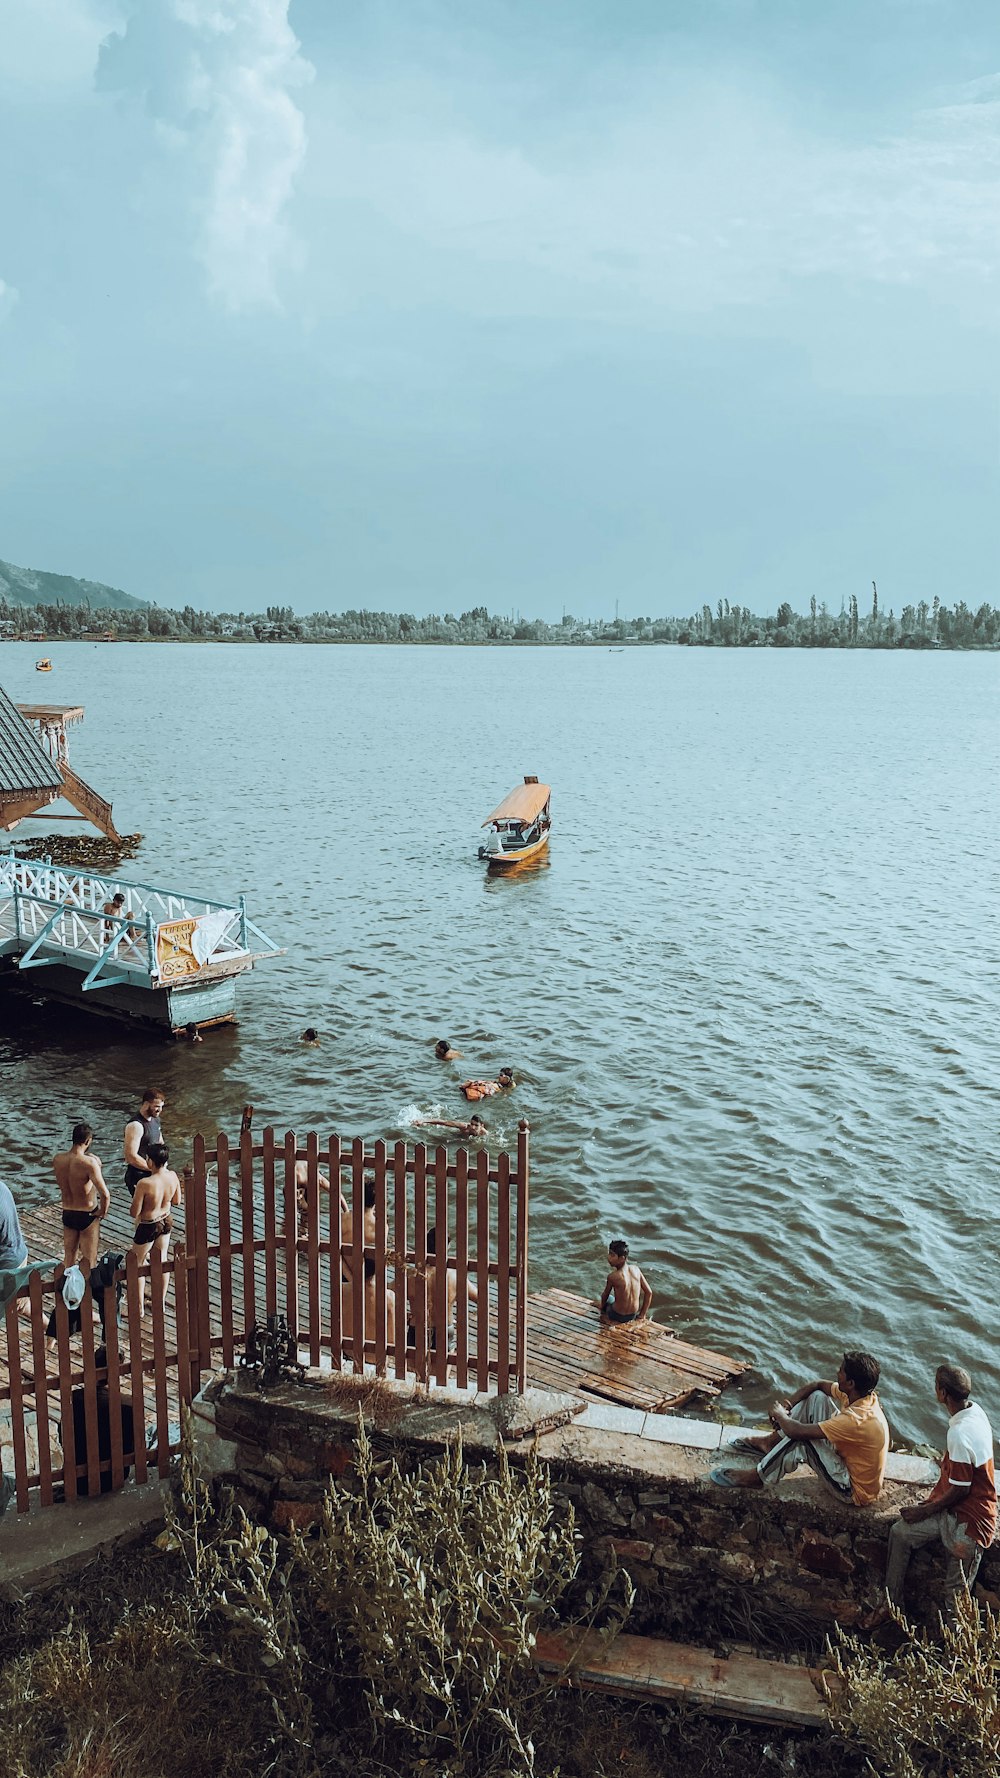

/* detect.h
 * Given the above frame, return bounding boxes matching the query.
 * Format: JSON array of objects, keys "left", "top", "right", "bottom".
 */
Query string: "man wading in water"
[
  {"left": 53, "top": 1123, "right": 111, "bottom": 1286},
  {"left": 124, "top": 1090, "right": 166, "bottom": 1194}
]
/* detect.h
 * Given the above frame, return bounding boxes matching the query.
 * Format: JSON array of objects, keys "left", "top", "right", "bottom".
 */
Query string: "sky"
[{"left": 0, "top": 0, "right": 997, "bottom": 619}]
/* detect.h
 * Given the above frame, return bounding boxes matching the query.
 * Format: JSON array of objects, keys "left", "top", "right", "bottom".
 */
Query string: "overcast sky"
[{"left": 0, "top": 1, "right": 997, "bottom": 618}]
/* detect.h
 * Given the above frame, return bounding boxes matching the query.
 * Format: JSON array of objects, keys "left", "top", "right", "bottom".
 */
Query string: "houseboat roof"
[
  {"left": 0, "top": 684, "right": 63, "bottom": 795},
  {"left": 16, "top": 703, "right": 84, "bottom": 726},
  {"left": 483, "top": 780, "right": 551, "bottom": 826}
]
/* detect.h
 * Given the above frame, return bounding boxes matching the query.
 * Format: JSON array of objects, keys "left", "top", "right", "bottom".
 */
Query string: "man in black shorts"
[
  {"left": 52, "top": 1123, "right": 111, "bottom": 1283},
  {"left": 129, "top": 1141, "right": 181, "bottom": 1319}
]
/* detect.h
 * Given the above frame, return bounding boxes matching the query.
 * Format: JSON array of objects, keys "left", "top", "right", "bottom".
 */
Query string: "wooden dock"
[
  {"left": 522, "top": 1288, "right": 745, "bottom": 1412},
  {"left": 4, "top": 1209, "right": 745, "bottom": 1442}
]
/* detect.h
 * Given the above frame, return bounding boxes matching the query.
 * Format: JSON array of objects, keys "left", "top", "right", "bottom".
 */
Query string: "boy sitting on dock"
[{"left": 600, "top": 1240, "right": 652, "bottom": 1325}]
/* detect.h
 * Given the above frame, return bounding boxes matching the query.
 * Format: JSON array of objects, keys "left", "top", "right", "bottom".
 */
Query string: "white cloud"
[
  {"left": 97, "top": 0, "right": 312, "bottom": 310},
  {"left": 305, "top": 61, "right": 1000, "bottom": 329}
]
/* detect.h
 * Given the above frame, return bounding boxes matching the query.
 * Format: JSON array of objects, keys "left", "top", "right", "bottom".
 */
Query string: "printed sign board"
[{"left": 155, "top": 917, "right": 200, "bottom": 981}]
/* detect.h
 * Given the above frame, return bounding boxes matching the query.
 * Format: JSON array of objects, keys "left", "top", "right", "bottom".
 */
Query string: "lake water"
[{"left": 1, "top": 640, "right": 996, "bottom": 1446}]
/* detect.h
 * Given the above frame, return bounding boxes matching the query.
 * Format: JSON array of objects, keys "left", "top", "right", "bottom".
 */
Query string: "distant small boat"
[
  {"left": 479, "top": 776, "right": 551, "bottom": 869},
  {"left": 609, "top": 647, "right": 625, "bottom": 653},
  {"left": 35, "top": 658, "right": 52, "bottom": 672}
]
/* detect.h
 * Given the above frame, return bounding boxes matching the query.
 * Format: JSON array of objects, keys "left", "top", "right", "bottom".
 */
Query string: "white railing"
[{"left": 0, "top": 853, "right": 279, "bottom": 989}]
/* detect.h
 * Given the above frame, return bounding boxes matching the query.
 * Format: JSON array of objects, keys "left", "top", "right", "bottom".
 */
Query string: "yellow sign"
[{"left": 155, "top": 917, "right": 200, "bottom": 981}]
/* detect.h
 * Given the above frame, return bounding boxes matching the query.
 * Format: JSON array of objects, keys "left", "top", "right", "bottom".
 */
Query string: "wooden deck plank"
[
  {"left": 5, "top": 1210, "right": 747, "bottom": 1426},
  {"left": 533, "top": 1630, "right": 826, "bottom": 1729}
]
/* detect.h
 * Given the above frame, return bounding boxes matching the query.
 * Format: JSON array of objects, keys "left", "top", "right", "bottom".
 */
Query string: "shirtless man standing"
[
  {"left": 130, "top": 1141, "right": 181, "bottom": 1317},
  {"left": 600, "top": 1240, "right": 653, "bottom": 1325},
  {"left": 53, "top": 1123, "right": 110, "bottom": 1283}
]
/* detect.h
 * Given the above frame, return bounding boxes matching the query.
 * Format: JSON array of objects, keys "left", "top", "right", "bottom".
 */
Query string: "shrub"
[
  {"left": 293, "top": 1418, "right": 582, "bottom": 1776},
  {"left": 827, "top": 1594, "right": 1000, "bottom": 1778}
]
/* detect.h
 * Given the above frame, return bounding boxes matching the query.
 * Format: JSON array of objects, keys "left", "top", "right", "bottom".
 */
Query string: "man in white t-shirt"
[{"left": 867, "top": 1363, "right": 996, "bottom": 1625}]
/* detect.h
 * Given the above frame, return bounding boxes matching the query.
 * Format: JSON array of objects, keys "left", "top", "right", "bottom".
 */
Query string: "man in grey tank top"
[{"left": 124, "top": 1089, "right": 166, "bottom": 1191}]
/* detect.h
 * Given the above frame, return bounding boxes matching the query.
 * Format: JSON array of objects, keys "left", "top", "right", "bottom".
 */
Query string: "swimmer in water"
[
  {"left": 461, "top": 1067, "right": 515, "bottom": 1102},
  {"left": 413, "top": 1114, "right": 488, "bottom": 1140},
  {"left": 434, "top": 1039, "right": 462, "bottom": 1060},
  {"left": 301, "top": 1027, "right": 320, "bottom": 1045}
]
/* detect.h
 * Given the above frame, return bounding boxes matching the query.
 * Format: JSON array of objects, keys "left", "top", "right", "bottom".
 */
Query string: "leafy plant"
[
  {"left": 293, "top": 1417, "right": 580, "bottom": 1777},
  {"left": 826, "top": 1593, "right": 1000, "bottom": 1778}
]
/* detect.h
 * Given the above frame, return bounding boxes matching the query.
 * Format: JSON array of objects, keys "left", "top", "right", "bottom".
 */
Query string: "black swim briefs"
[
  {"left": 133, "top": 1215, "right": 173, "bottom": 1246},
  {"left": 61, "top": 1207, "right": 99, "bottom": 1233}
]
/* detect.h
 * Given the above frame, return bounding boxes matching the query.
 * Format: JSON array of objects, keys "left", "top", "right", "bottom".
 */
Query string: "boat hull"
[{"left": 483, "top": 832, "right": 550, "bottom": 870}]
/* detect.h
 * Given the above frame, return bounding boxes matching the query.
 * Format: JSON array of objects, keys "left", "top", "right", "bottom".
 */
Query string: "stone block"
[
  {"left": 649, "top": 1515, "right": 684, "bottom": 1538},
  {"left": 610, "top": 1538, "right": 654, "bottom": 1563},
  {"left": 577, "top": 1403, "right": 647, "bottom": 1436},
  {"left": 582, "top": 1483, "right": 629, "bottom": 1527},
  {"left": 854, "top": 1537, "right": 888, "bottom": 1572},
  {"left": 637, "top": 1491, "right": 678, "bottom": 1507},
  {"left": 717, "top": 1551, "right": 758, "bottom": 1583},
  {"left": 640, "top": 1416, "right": 722, "bottom": 1451},
  {"left": 317, "top": 1441, "right": 354, "bottom": 1478},
  {"left": 797, "top": 1533, "right": 855, "bottom": 1579},
  {"left": 271, "top": 1499, "right": 324, "bottom": 1533},
  {"left": 284, "top": 1451, "right": 320, "bottom": 1479}
]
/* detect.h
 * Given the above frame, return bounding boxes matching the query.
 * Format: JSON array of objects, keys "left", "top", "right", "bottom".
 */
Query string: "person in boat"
[
  {"left": 461, "top": 1067, "right": 515, "bottom": 1102},
  {"left": 600, "top": 1240, "right": 652, "bottom": 1324},
  {"left": 708, "top": 1351, "right": 889, "bottom": 1502},
  {"left": 413, "top": 1114, "right": 487, "bottom": 1140},
  {"left": 434, "top": 1039, "right": 462, "bottom": 1060}
]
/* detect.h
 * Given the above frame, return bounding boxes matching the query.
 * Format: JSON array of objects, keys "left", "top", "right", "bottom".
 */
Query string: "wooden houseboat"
[{"left": 479, "top": 776, "right": 551, "bottom": 869}]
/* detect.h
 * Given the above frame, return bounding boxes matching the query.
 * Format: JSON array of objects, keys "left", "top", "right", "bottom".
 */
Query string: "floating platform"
[
  {"left": 0, "top": 852, "right": 282, "bottom": 1030},
  {"left": 522, "top": 1288, "right": 746, "bottom": 1413}
]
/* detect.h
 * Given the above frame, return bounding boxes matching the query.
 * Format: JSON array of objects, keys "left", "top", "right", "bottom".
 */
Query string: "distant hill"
[{"left": 0, "top": 556, "right": 147, "bottom": 611}]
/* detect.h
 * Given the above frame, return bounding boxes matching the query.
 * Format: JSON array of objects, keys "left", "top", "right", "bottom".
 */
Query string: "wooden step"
[{"left": 533, "top": 1628, "right": 829, "bottom": 1728}]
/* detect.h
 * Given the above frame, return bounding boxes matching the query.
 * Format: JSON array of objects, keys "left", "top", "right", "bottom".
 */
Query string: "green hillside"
[{"left": 0, "top": 556, "right": 147, "bottom": 611}]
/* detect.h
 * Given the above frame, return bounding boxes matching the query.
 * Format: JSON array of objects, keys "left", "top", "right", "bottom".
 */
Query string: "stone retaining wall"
[{"left": 203, "top": 1372, "right": 992, "bottom": 1648}]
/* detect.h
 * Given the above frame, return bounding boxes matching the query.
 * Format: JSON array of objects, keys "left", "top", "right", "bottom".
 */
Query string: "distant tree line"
[{"left": 1, "top": 587, "right": 998, "bottom": 648}]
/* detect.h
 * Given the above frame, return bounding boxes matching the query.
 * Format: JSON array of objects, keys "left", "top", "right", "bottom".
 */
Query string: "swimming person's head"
[
  {"left": 435, "top": 1039, "right": 452, "bottom": 1058},
  {"left": 498, "top": 1067, "right": 515, "bottom": 1087},
  {"left": 302, "top": 1027, "right": 318, "bottom": 1043},
  {"left": 468, "top": 1115, "right": 487, "bottom": 1135},
  {"left": 608, "top": 1239, "right": 629, "bottom": 1269},
  {"left": 147, "top": 1141, "right": 169, "bottom": 1169}
]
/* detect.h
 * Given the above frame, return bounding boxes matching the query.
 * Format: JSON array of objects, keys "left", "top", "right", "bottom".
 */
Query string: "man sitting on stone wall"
[
  {"left": 709, "top": 1350, "right": 889, "bottom": 1506},
  {"left": 864, "top": 1362, "right": 995, "bottom": 1627}
]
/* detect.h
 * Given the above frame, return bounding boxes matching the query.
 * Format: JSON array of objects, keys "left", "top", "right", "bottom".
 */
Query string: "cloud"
[
  {"left": 0, "top": 280, "right": 19, "bottom": 323},
  {"left": 305, "top": 58, "right": 1000, "bottom": 330},
  {"left": 97, "top": 1, "right": 312, "bottom": 310}
]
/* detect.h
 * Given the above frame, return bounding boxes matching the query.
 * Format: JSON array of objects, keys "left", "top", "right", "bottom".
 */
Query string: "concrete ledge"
[{"left": 0, "top": 1478, "right": 172, "bottom": 1598}]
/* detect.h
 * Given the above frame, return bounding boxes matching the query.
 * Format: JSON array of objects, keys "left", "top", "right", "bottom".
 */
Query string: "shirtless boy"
[
  {"left": 406, "top": 1224, "right": 478, "bottom": 1357},
  {"left": 130, "top": 1141, "right": 181, "bottom": 1317},
  {"left": 600, "top": 1240, "right": 653, "bottom": 1325},
  {"left": 53, "top": 1123, "right": 110, "bottom": 1281}
]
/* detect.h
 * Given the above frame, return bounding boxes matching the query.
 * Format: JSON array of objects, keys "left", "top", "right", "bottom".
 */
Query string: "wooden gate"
[
  {"left": 0, "top": 1123, "right": 529, "bottom": 1513},
  {"left": 190, "top": 1122, "right": 530, "bottom": 1394}
]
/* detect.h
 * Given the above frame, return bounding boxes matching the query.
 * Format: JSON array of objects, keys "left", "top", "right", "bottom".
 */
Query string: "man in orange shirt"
[
  {"left": 866, "top": 1363, "right": 996, "bottom": 1625},
  {"left": 711, "top": 1351, "right": 889, "bottom": 1505}
]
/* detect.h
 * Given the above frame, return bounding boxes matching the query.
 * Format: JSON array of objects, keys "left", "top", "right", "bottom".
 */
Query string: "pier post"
[{"left": 238, "top": 894, "right": 248, "bottom": 949}]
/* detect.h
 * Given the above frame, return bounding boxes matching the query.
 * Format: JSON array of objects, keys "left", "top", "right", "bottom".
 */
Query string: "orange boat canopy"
[{"left": 482, "top": 780, "right": 551, "bottom": 826}]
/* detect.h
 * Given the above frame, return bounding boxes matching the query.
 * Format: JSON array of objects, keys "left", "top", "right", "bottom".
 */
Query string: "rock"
[
  {"left": 797, "top": 1533, "right": 855, "bottom": 1579},
  {"left": 609, "top": 1538, "right": 654, "bottom": 1563},
  {"left": 271, "top": 1499, "right": 323, "bottom": 1533}
]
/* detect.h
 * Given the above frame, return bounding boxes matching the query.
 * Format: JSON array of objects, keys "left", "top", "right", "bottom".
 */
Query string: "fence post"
[{"left": 515, "top": 1121, "right": 530, "bottom": 1393}]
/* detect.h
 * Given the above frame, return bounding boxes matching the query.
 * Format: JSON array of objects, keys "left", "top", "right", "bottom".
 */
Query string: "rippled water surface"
[{"left": 1, "top": 641, "right": 996, "bottom": 1445}]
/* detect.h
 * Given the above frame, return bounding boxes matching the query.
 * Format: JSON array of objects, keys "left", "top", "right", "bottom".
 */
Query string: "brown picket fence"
[{"left": 0, "top": 1122, "right": 529, "bottom": 1513}]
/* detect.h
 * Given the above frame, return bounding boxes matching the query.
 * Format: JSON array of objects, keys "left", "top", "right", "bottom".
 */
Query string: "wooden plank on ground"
[{"left": 533, "top": 1630, "right": 827, "bottom": 1729}]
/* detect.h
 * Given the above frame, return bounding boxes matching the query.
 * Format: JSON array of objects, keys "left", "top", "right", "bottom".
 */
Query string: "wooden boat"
[
  {"left": 479, "top": 776, "right": 551, "bottom": 868},
  {"left": 35, "top": 658, "right": 52, "bottom": 672}
]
